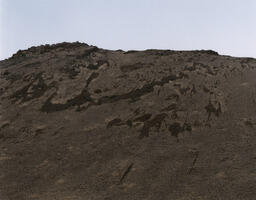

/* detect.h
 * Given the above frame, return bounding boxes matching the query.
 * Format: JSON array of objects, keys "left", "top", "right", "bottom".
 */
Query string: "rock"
[{"left": 0, "top": 42, "right": 256, "bottom": 200}]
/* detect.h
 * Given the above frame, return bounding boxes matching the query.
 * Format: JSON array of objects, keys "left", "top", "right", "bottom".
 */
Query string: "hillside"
[{"left": 0, "top": 42, "right": 256, "bottom": 200}]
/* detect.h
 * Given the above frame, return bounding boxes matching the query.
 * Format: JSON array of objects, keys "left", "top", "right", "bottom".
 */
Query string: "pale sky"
[{"left": 1, "top": 0, "right": 256, "bottom": 60}]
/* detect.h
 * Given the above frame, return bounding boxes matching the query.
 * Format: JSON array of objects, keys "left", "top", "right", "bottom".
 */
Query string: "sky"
[{"left": 0, "top": 0, "right": 256, "bottom": 60}]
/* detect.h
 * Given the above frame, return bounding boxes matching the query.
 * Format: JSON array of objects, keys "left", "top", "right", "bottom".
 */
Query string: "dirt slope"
[{"left": 0, "top": 42, "right": 256, "bottom": 200}]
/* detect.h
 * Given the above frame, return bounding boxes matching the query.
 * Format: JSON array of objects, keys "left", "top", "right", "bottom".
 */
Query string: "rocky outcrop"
[{"left": 0, "top": 42, "right": 256, "bottom": 200}]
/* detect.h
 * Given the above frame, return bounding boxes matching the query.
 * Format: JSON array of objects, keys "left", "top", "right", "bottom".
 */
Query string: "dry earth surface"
[{"left": 0, "top": 42, "right": 256, "bottom": 200}]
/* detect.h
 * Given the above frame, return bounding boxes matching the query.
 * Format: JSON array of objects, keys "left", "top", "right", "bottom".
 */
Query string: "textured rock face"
[{"left": 0, "top": 42, "right": 256, "bottom": 200}]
